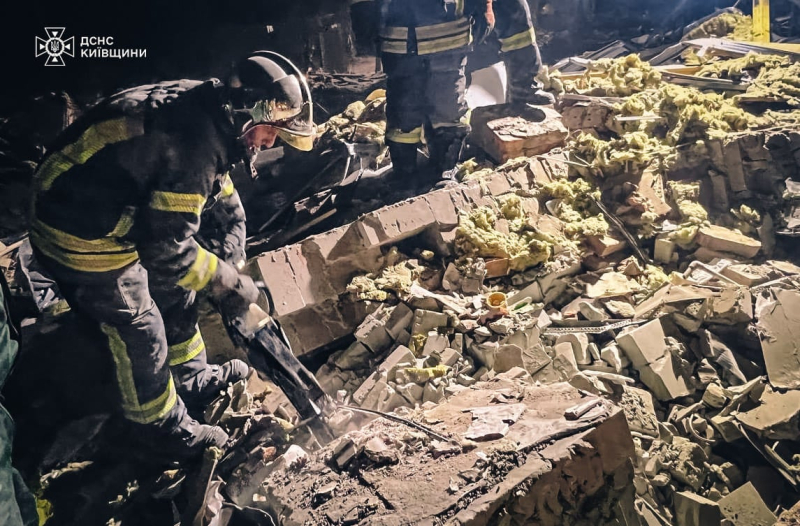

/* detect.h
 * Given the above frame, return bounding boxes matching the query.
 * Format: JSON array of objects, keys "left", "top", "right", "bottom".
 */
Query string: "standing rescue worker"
[
  {"left": 378, "top": 0, "right": 476, "bottom": 187},
  {"left": 376, "top": 0, "right": 551, "bottom": 189},
  {"left": 29, "top": 52, "right": 315, "bottom": 457},
  {"left": 490, "top": 0, "right": 554, "bottom": 106}
]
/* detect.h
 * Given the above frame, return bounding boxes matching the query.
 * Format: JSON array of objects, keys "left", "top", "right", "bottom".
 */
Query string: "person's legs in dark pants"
[
  {"left": 383, "top": 53, "right": 429, "bottom": 186},
  {"left": 36, "top": 259, "right": 227, "bottom": 458},
  {"left": 425, "top": 51, "right": 470, "bottom": 183},
  {"left": 150, "top": 284, "right": 249, "bottom": 410}
]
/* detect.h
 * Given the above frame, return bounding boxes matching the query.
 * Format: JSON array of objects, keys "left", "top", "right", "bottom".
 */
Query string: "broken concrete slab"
[
  {"left": 674, "top": 491, "right": 722, "bottom": 526},
  {"left": 719, "top": 482, "right": 777, "bottom": 526},
  {"left": 639, "top": 353, "right": 692, "bottom": 402},
  {"left": 758, "top": 289, "right": 800, "bottom": 390},
  {"left": 353, "top": 312, "right": 392, "bottom": 353},
  {"left": 736, "top": 385, "right": 800, "bottom": 440},
  {"left": 696, "top": 225, "right": 762, "bottom": 259},
  {"left": 619, "top": 386, "right": 659, "bottom": 437}
]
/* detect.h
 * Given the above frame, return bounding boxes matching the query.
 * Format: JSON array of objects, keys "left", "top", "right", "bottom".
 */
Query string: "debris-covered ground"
[{"left": 6, "top": 8, "right": 800, "bottom": 526}]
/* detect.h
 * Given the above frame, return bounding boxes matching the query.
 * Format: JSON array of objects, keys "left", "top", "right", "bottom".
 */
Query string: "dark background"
[{"left": 0, "top": 0, "right": 769, "bottom": 112}]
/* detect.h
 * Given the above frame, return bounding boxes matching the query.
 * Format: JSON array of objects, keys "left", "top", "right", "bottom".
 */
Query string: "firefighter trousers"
[
  {"left": 383, "top": 50, "right": 470, "bottom": 177},
  {"left": 34, "top": 254, "right": 216, "bottom": 432}
]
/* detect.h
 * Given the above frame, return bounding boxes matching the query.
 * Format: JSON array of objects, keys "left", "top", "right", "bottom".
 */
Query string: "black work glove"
[{"left": 211, "top": 261, "right": 261, "bottom": 317}]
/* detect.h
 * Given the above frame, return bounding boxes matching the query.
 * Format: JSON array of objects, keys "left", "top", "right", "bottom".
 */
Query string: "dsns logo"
[{"left": 35, "top": 28, "right": 75, "bottom": 66}]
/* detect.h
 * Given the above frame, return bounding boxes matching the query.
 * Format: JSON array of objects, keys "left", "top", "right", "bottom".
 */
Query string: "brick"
[
  {"left": 722, "top": 140, "right": 747, "bottom": 193},
  {"left": 481, "top": 172, "right": 513, "bottom": 196},
  {"left": 423, "top": 332, "right": 449, "bottom": 355},
  {"left": 411, "top": 310, "right": 449, "bottom": 336},
  {"left": 674, "top": 491, "right": 721, "bottom": 526},
  {"left": 356, "top": 197, "right": 437, "bottom": 248},
  {"left": 639, "top": 354, "right": 692, "bottom": 401},
  {"left": 471, "top": 104, "right": 568, "bottom": 163},
  {"left": 696, "top": 225, "right": 761, "bottom": 259},
  {"left": 352, "top": 371, "right": 382, "bottom": 406},
  {"left": 578, "top": 300, "right": 609, "bottom": 322},
  {"left": 615, "top": 319, "right": 667, "bottom": 368}
]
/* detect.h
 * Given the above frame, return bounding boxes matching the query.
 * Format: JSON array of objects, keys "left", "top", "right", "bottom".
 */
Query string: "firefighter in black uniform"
[
  {"left": 376, "top": 0, "right": 551, "bottom": 189},
  {"left": 30, "top": 52, "right": 315, "bottom": 457}
]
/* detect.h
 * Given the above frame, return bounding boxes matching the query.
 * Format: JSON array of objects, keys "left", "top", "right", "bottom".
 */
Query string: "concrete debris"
[
  {"left": 757, "top": 289, "right": 800, "bottom": 390},
  {"left": 674, "top": 491, "right": 722, "bottom": 526},
  {"left": 719, "top": 482, "right": 777, "bottom": 526}
]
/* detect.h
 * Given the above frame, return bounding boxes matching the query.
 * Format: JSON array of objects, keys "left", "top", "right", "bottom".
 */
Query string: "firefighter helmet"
[{"left": 229, "top": 51, "right": 315, "bottom": 151}]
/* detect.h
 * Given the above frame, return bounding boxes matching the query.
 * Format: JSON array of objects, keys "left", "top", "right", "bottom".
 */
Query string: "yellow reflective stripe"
[
  {"left": 150, "top": 191, "right": 207, "bottom": 216},
  {"left": 500, "top": 28, "right": 536, "bottom": 53},
  {"left": 101, "top": 324, "right": 178, "bottom": 424},
  {"left": 177, "top": 245, "right": 219, "bottom": 291},
  {"left": 220, "top": 174, "right": 235, "bottom": 198},
  {"left": 418, "top": 31, "right": 472, "bottom": 55},
  {"left": 379, "top": 26, "right": 408, "bottom": 40},
  {"left": 386, "top": 127, "right": 423, "bottom": 144},
  {"left": 31, "top": 212, "right": 136, "bottom": 255},
  {"left": 36, "top": 118, "right": 144, "bottom": 192},
  {"left": 416, "top": 18, "right": 470, "bottom": 40},
  {"left": 456, "top": 0, "right": 464, "bottom": 16},
  {"left": 381, "top": 40, "right": 408, "bottom": 54},
  {"left": 31, "top": 232, "right": 139, "bottom": 272},
  {"left": 168, "top": 327, "right": 206, "bottom": 366}
]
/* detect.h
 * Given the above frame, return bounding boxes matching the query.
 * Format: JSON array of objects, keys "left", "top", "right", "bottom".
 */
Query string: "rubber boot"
[
  {"left": 172, "top": 358, "right": 251, "bottom": 410},
  {"left": 132, "top": 397, "right": 229, "bottom": 461},
  {"left": 387, "top": 141, "right": 423, "bottom": 195},
  {"left": 428, "top": 126, "right": 469, "bottom": 190}
]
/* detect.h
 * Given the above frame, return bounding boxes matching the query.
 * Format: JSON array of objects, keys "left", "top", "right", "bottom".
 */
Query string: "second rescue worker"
[{"left": 377, "top": 0, "right": 551, "bottom": 188}]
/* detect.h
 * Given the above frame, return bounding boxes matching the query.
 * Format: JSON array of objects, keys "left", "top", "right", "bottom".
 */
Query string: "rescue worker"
[
  {"left": 376, "top": 0, "right": 551, "bottom": 189},
  {"left": 29, "top": 51, "right": 315, "bottom": 458},
  {"left": 490, "top": 0, "right": 554, "bottom": 106},
  {"left": 378, "top": 0, "right": 476, "bottom": 188}
]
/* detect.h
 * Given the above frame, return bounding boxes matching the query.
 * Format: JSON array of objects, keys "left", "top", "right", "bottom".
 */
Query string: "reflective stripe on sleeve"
[
  {"left": 150, "top": 191, "right": 207, "bottom": 215},
  {"left": 168, "top": 327, "right": 206, "bottom": 366},
  {"left": 177, "top": 244, "right": 219, "bottom": 291}
]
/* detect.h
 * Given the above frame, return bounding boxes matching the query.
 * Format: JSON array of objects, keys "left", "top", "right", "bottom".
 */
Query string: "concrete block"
[
  {"left": 378, "top": 346, "right": 416, "bottom": 376},
  {"left": 674, "top": 491, "right": 722, "bottom": 526},
  {"left": 696, "top": 225, "right": 761, "bottom": 259},
  {"left": 353, "top": 314, "right": 392, "bottom": 353},
  {"left": 578, "top": 301, "right": 609, "bottom": 322},
  {"left": 586, "top": 234, "right": 627, "bottom": 257},
  {"left": 468, "top": 342, "right": 499, "bottom": 370},
  {"left": 411, "top": 309, "right": 449, "bottom": 336},
  {"left": 423, "top": 332, "right": 450, "bottom": 356},
  {"left": 506, "top": 280, "right": 544, "bottom": 305},
  {"left": 396, "top": 383, "right": 424, "bottom": 404},
  {"left": 471, "top": 104, "right": 568, "bottom": 163},
  {"left": 720, "top": 265, "right": 769, "bottom": 287},
  {"left": 555, "top": 333, "right": 592, "bottom": 366},
  {"left": 493, "top": 344, "right": 525, "bottom": 373},
  {"left": 361, "top": 380, "right": 390, "bottom": 410},
  {"left": 639, "top": 354, "right": 692, "bottom": 401},
  {"left": 352, "top": 371, "right": 381, "bottom": 406},
  {"left": 654, "top": 235, "right": 676, "bottom": 264},
  {"left": 440, "top": 348, "right": 462, "bottom": 367},
  {"left": 255, "top": 250, "right": 306, "bottom": 317},
  {"left": 385, "top": 303, "right": 414, "bottom": 339},
  {"left": 553, "top": 342, "right": 580, "bottom": 379},
  {"left": 600, "top": 344, "right": 624, "bottom": 373},
  {"left": 615, "top": 319, "right": 667, "bottom": 368},
  {"left": 451, "top": 333, "right": 465, "bottom": 353},
  {"left": 422, "top": 189, "right": 460, "bottom": 228},
  {"left": 423, "top": 381, "right": 446, "bottom": 404}
]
